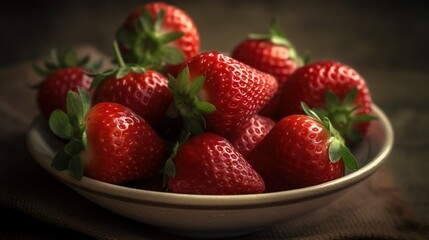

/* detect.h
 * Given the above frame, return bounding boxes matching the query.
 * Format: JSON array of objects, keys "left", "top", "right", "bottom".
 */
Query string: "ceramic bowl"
[{"left": 27, "top": 104, "right": 393, "bottom": 238}]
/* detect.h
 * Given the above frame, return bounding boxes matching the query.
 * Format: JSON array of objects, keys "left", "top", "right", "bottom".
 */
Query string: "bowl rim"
[{"left": 27, "top": 104, "right": 394, "bottom": 210}]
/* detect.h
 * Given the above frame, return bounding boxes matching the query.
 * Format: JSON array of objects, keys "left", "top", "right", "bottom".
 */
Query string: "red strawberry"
[
  {"left": 49, "top": 89, "right": 168, "bottom": 185},
  {"left": 91, "top": 42, "right": 172, "bottom": 131},
  {"left": 247, "top": 103, "right": 358, "bottom": 192},
  {"left": 167, "top": 133, "right": 265, "bottom": 195},
  {"left": 33, "top": 49, "right": 101, "bottom": 119},
  {"left": 228, "top": 115, "right": 275, "bottom": 157},
  {"left": 279, "top": 61, "right": 374, "bottom": 142},
  {"left": 116, "top": 1, "right": 200, "bottom": 76},
  {"left": 231, "top": 20, "right": 302, "bottom": 119},
  {"left": 167, "top": 52, "right": 278, "bottom": 139}
]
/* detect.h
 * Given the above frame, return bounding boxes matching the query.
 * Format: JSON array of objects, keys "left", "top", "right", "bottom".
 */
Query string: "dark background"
[
  {"left": 1, "top": 0, "right": 427, "bottom": 71},
  {"left": 1, "top": 0, "right": 428, "bottom": 236}
]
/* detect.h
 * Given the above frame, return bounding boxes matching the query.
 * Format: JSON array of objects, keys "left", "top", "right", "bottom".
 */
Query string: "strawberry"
[
  {"left": 247, "top": 103, "right": 358, "bottom": 192},
  {"left": 33, "top": 49, "right": 102, "bottom": 119},
  {"left": 91, "top": 42, "right": 172, "bottom": 131},
  {"left": 279, "top": 61, "right": 374, "bottom": 142},
  {"left": 48, "top": 89, "right": 168, "bottom": 185},
  {"left": 116, "top": 1, "right": 200, "bottom": 76},
  {"left": 167, "top": 133, "right": 265, "bottom": 195},
  {"left": 231, "top": 20, "right": 302, "bottom": 119},
  {"left": 167, "top": 52, "right": 278, "bottom": 139},
  {"left": 228, "top": 115, "right": 275, "bottom": 158}
]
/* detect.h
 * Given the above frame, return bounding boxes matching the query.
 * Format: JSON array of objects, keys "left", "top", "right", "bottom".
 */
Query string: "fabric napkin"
[{"left": 0, "top": 46, "right": 427, "bottom": 239}]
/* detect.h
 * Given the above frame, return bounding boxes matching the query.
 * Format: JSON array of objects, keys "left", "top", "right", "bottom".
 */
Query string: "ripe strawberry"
[
  {"left": 91, "top": 42, "right": 172, "bottom": 131},
  {"left": 247, "top": 103, "right": 358, "bottom": 192},
  {"left": 228, "top": 115, "right": 275, "bottom": 157},
  {"left": 231, "top": 20, "right": 302, "bottom": 119},
  {"left": 167, "top": 52, "right": 278, "bottom": 139},
  {"left": 167, "top": 133, "right": 265, "bottom": 195},
  {"left": 116, "top": 1, "right": 200, "bottom": 76},
  {"left": 33, "top": 49, "right": 102, "bottom": 119},
  {"left": 49, "top": 89, "right": 168, "bottom": 185},
  {"left": 279, "top": 61, "right": 374, "bottom": 142}
]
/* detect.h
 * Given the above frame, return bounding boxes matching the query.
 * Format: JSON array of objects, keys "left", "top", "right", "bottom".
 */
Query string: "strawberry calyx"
[
  {"left": 166, "top": 66, "right": 216, "bottom": 138},
  {"left": 48, "top": 88, "right": 92, "bottom": 180},
  {"left": 33, "top": 48, "right": 102, "bottom": 78},
  {"left": 115, "top": 9, "right": 185, "bottom": 72},
  {"left": 162, "top": 66, "right": 216, "bottom": 187},
  {"left": 249, "top": 19, "right": 304, "bottom": 66},
  {"left": 90, "top": 41, "right": 146, "bottom": 89},
  {"left": 301, "top": 102, "right": 359, "bottom": 171},
  {"left": 312, "top": 87, "right": 377, "bottom": 143}
]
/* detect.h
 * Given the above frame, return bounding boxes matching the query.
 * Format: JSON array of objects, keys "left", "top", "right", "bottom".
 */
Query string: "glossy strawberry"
[
  {"left": 228, "top": 115, "right": 275, "bottom": 157},
  {"left": 279, "top": 61, "right": 374, "bottom": 142},
  {"left": 247, "top": 103, "right": 358, "bottom": 192},
  {"left": 49, "top": 89, "right": 168, "bottom": 185},
  {"left": 231, "top": 20, "right": 302, "bottom": 119},
  {"left": 91, "top": 42, "right": 172, "bottom": 131},
  {"left": 116, "top": 1, "right": 200, "bottom": 76},
  {"left": 33, "top": 49, "right": 101, "bottom": 119},
  {"left": 168, "top": 52, "right": 278, "bottom": 139},
  {"left": 167, "top": 133, "right": 265, "bottom": 195}
]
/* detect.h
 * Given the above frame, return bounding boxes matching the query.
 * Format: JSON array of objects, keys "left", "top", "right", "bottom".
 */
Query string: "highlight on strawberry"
[
  {"left": 33, "top": 48, "right": 102, "bottom": 119},
  {"left": 115, "top": 2, "right": 200, "bottom": 77},
  {"left": 247, "top": 102, "right": 358, "bottom": 192},
  {"left": 168, "top": 51, "right": 278, "bottom": 139},
  {"left": 278, "top": 60, "right": 375, "bottom": 143},
  {"left": 231, "top": 19, "right": 304, "bottom": 119},
  {"left": 91, "top": 41, "right": 173, "bottom": 132},
  {"left": 48, "top": 89, "right": 168, "bottom": 184}
]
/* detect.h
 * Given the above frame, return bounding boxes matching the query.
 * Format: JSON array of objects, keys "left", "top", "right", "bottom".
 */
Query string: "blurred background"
[{"left": 1, "top": 0, "right": 428, "bottom": 227}]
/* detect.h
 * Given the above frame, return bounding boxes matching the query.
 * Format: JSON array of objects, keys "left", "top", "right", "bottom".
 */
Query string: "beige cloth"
[{"left": 0, "top": 46, "right": 427, "bottom": 239}]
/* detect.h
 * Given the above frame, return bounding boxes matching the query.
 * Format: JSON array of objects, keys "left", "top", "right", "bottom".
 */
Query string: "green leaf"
[
  {"left": 342, "top": 87, "right": 358, "bottom": 107},
  {"left": 165, "top": 102, "right": 179, "bottom": 119},
  {"left": 81, "top": 131, "right": 88, "bottom": 150},
  {"left": 164, "top": 157, "right": 176, "bottom": 178},
  {"left": 130, "top": 66, "right": 146, "bottom": 74},
  {"left": 340, "top": 144, "right": 359, "bottom": 170},
  {"left": 32, "top": 64, "right": 48, "bottom": 77},
  {"left": 160, "top": 46, "right": 185, "bottom": 65},
  {"left": 269, "top": 19, "right": 286, "bottom": 39},
  {"left": 49, "top": 110, "right": 72, "bottom": 139},
  {"left": 78, "top": 88, "right": 91, "bottom": 116},
  {"left": 63, "top": 48, "right": 77, "bottom": 66},
  {"left": 140, "top": 9, "right": 155, "bottom": 33},
  {"left": 352, "top": 114, "right": 378, "bottom": 123},
  {"left": 195, "top": 101, "right": 216, "bottom": 114},
  {"left": 178, "top": 66, "right": 190, "bottom": 92},
  {"left": 77, "top": 55, "right": 90, "bottom": 67},
  {"left": 325, "top": 90, "right": 341, "bottom": 112},
  {"left": 187, "top": 117, "right": 204, "bottom": 135},
  {"left": 301, "top": 102, "right": 321, "bottom": 122},
  {"left": 51, "top": 148, "right": 72, "bottom": 170},
  {"left": 159, "top": 31, "right": 184, "bottom": 44},
  {"left": 116, "top": 67, "right": 130, "bottom": 79},
  {"left": 328, "top": 138, "right": 342, "bottom": 163},
  {"left": 154, "top": 9, "right": 165, "bottom": 32},
  {"left": 64, "top": 140, "right": 84, "bottom": 156},
  {"left": 89, "top": 58, "right": 103, "bottom": 71},
  {"left": 66, "top": 91, "right": 84, "bottom": 127},
  {"left": 189, "top": 75, "right": 205, "bottom": 99},
  {"left": 69, "top": 155, "right": 84, "bottom": 180}
]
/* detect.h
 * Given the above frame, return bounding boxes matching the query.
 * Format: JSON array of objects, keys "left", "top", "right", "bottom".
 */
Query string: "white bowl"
[{"left": 27, "top": 104, "right": 393, "bottom": 238}]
